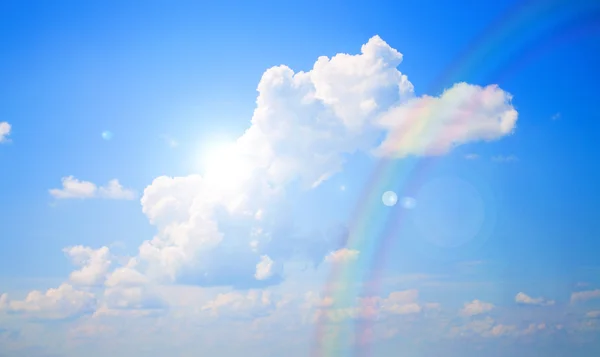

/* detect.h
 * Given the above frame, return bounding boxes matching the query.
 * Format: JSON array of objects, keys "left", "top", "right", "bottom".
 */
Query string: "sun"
[{"left": 200, "top": 141, "right": 253, "bottom": 189}]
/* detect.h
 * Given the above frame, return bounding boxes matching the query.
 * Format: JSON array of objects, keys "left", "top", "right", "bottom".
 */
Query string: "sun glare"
[{"left": 201, "top": 141, "right": 253, "bottom": 189}]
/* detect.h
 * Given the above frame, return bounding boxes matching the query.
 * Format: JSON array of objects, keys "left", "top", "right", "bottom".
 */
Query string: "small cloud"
[
  {"left": 551, "top": 112, "right": 561, "bottom": 121},
  {"left": 464, "top": 153, "right": 479, "bottom": 160},
  {"left": 254, "top": 255, "right": 274, "bottom": 280},
  {"left": 492, "top": 155, "right": 518, "bottom": 163},
  {"left": 461, "top": 299, "right": 494, "bottom": 316},
  {"left": 49, "top": 176, "right": 96, "bottom": 199},
  {"left": 98, "top": 179, "right": 136, "bottom": 200},
  {"left": 0, "top": 122, "right": 12, "bottom": 143},
  {"left": 515, "top": 292, "right": 555, "bottom": 306},
  {"left": 340, "top": 185, "right": 346, "bottom": 191},
  {"left": 324, "top": 248, "right": 359, "bottom": 264},
  {"left": 571, "top": 289, "right": 600, "bottom": 304},
  {"left": 49, "top": 176, "right": 136, "bottom": 200}
]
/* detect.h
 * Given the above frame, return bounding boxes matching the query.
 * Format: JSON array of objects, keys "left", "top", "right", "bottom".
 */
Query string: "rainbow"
[{"left": 312, "top": 0, "right": 600, "bottom": 356}]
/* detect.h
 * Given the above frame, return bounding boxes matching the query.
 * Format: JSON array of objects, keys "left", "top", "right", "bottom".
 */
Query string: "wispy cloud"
[{"left": 551, "top": 112, "right": 561, "bottom": 120}]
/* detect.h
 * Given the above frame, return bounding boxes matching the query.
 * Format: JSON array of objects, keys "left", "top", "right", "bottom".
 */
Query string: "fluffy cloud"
[
  {"left": 0, "top": 284, "right": 96, "bottom": 320},
  {"left": 375, "top": 83, "right": 517, "bottom": 158},
  {"left": 379, "top": 290, "right": 423, "bottom": 315},
  {"left": 129, "top": 35, "right": 517, "bottom": 287},
  {"left": 515, "top": 292, "right": 555, "bottom": 306},
  {"left": 95, "top": 258, "right": 166, "bottom": 317},
  {"left": 49, "top": 176, "right": 135, "bottom": 200},
  {"left": 98, "top": 285, "right": 165, "bottom": 316},
  {"left": 202, "top": 290, "right": 277, "bottom": 320},
  {"left": 98, "top": 179, "right": 137, "bottom": 199},
  {"left": 571, "top": 289, "right": 600, "bottom": 303},
  {"left": 64, "top": 246, "right": 112, "bottom": 286},
  {"left": 254, "top": 255, "right": 274, "bottom": 280},
  {"left": 0, "top": 122, "right": 11, "bottom": 143},
  {"left": 461, "top": 299, "right": 494, "bottom": 316}
]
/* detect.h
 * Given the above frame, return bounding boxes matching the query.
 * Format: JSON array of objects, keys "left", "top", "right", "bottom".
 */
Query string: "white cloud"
[
  {"left": 125, "top": 35, "right": 518, "bottom": 286},
  {"left": 202, "top": 290, "right": 276, "bottom": 320},
  {"left": 375, "top": 83, "right": 517, "bottom": 158},
  {"left": 551, "top": 112, "right": 561, "bottom": 120},
  {"left": 100, "top": 285, "right": 165, "bottom": 313},
  {"left": 0, "top": 284, "right": 96, "bottom": 320},
  {"left": 255, "top": 255, "right": 274, "bottom": 280},
  {"left": 63, "top": 246, "right": 112, "bottom": 286},
  {"left": 0, "top": 122, "right": 11, "bottom": 143},
  {"left": 461, "top": 299, "right": 494, "bottom": 316},
  {"left": 98, "top": 179, "right": 136, "bottom": 200},
  {"left": 571, "top": 289, "right": 600, "bottom": 303},
  {"left": 464, "top": 153, "right": 480, "bottom": 160},
  {"left": 49, "top": 176, "right": 97, "bottom": 199},
  {"left": 324, "top": 248, "right": 359, "bottom": 264},
  {"left": 376, "top": 290, "right": 426, "bottom": 316},
  {"left": 105, "top": 260, "right": 149, "bottom": 288},
  {"left": 515, "top": 292, "right": 555, "bottom": 306},
  {"left": 49, "top": 176, "right": 135, "bottom": 200}
]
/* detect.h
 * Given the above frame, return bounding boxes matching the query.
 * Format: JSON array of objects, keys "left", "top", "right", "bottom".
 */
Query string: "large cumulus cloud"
[
  {"left": 0, "top": 35, "right": 519, "bottom": 320},
  {"left": 128, "top": 35, "right": 518, "bottom": 288}
]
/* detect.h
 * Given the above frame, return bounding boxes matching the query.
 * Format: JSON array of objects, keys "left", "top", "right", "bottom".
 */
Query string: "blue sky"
[{"left": 1, "top": 0, "right": 600, "bottom": 356}]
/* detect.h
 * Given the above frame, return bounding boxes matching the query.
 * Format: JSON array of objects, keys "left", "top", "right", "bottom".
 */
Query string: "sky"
[{"left": 1, "top": 0, "right": 600, "bottom": 356}]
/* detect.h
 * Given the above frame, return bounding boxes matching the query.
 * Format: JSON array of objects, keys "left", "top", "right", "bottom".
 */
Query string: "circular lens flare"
[{"left": 381, "top": 191, "right": 398, "bottom": 207}]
